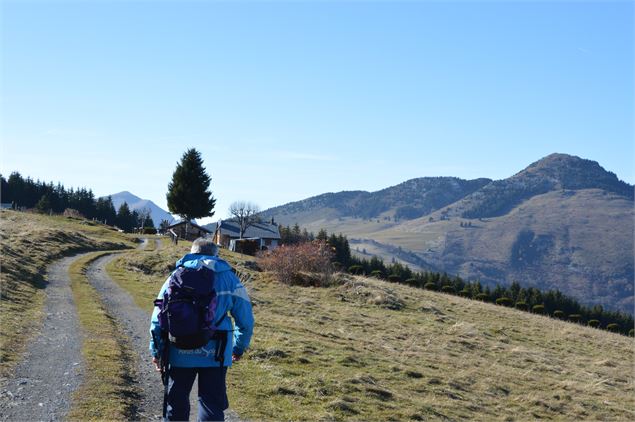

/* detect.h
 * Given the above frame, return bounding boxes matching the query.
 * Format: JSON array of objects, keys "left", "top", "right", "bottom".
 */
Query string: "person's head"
[{"left": 191, "top": 237, "right": 219, "bottom": 256}]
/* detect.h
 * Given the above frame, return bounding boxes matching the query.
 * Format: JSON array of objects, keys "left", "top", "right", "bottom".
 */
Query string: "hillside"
[
  {"left": 261, "top": 177, "right": 491, "bottom": 223},
  {"left": 261, "top": 154, "right": 634, "bottom": 313},
  {"left": 107, "top": 191, "right": 174, "bottom": 227},
  {"left": 0, "top": 210, "right": 134, "bottom": 378},
  {"left": 444, "top": 153, "right": 634, "bottom": 219},
  {"left": 379, "top": 189, "right": 634, "bottom": 312},
  {"left": 2, "top": 211, "right": 633, "bottom": 420},
  {"left": 106, "top": 245, "right": 635, "bottom": 421}
]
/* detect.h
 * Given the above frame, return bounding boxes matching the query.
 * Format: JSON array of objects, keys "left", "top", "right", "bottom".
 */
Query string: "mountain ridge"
[
  {"left": 106, "top": 191, "right": 174, "bottom": 227},
  {"left": 260, "top": 153, "right": 634, "bottom": 313}
]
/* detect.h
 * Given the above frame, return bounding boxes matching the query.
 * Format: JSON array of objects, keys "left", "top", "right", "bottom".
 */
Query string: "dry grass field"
[
  {"left": 0, "top": 210, "right": 134, "bottom": 378},
  {"left": 107, "top": 243, "right": 635, "bottom": 421}
]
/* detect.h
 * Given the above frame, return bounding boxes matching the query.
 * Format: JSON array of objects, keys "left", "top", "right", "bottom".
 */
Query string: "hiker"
[{"left": 150, "top": 237, "right": 254, "bottom": 421}]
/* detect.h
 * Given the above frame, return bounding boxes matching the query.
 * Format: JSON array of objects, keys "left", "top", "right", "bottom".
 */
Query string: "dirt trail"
[
  {"left": 86, "top": 246, "right": 242, "bottom": 421},
  {"left": 0, "top": 255, "right": 88, "bottom": 422},
  {"left": 85, "top": 253, "right": 163, "bottom": 419},
  {"left": 0, "top": 239, "right": 242, "bottom": 421}
]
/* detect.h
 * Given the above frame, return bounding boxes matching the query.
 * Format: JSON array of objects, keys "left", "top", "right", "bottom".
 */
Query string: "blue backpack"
[{"left": 153, "top": 265, "right": 224, "bottom": 350}]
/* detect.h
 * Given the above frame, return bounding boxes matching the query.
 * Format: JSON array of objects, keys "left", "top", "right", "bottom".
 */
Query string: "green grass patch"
[
  {"left": 0, "top": 210, "right": 134, "bottom": 379},
  {"left": 105, "top": 240, "right": 192, "bottom": 313},
  {"left": 143, "top": 236, "right": 156, "bottom": 252},
  {"left": 67, "top": 251, "right": 138, "bottom": 421}
]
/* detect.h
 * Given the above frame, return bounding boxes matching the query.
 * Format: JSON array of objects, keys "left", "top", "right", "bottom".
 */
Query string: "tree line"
[
  {"left": 279, "top": 223, "right": 634, "bottom": 337},
  {"left": 1, "top": 172, "right": 154, "bottom": 233}
]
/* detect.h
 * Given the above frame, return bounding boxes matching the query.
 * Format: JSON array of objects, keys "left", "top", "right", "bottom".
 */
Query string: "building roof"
[
  {"left": 214, "top": 220, "right": 281, "bottom": 240},
  {"left": 167, "top": 220, "right": 212, "bottom": 233}
]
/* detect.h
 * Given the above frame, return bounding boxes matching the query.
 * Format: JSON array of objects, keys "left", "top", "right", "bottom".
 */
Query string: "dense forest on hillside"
[
  {"left": 278, "top": 224, "right": 634, "bottom": 336},
  {"left": 0, "top": 172, "right": 154, "bottom": 232}
]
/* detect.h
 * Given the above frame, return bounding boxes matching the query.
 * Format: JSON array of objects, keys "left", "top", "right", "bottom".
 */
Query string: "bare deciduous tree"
[{"left": 229, "top": 201, "right": 261, "bottom": 239}]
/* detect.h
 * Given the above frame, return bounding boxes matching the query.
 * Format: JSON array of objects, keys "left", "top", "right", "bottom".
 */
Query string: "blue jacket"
[{"left": 149, "top": 254, "right": 254, "bottom": 367}]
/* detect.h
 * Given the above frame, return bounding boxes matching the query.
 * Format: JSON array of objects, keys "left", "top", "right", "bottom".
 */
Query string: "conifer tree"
[
  {"left": 166, "top": 148, "right": 216, "bottom": 223},
  {"left": 117, "top": 202, "right": 133, "bottom": 232},
  {"left": 35, "top": 194, "right": 52, "bottom": 213}
]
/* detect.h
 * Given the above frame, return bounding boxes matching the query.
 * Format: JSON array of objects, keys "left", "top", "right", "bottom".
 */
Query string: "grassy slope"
[
  {"left": 0, "top": 210, "right": 135, "bottom": 378},
  {"left": 106, "top": 245, "right": 634, "bottom": 421}
]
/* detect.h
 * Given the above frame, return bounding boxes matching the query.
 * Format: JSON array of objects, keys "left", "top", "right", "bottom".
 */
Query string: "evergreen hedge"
[
  {"left": 441, "top": 285, "right": 454, "bottom": 294},
  {"left": 568, "top": 314, "right": 581, "bottom": 323},
  {"left": 495, "top": 297, "right": 513, "bottom": 307},
  {"left": 532, "top": 304, "right": 545, "bottom": 314},
  {"left": 387, "top": 274, "right": 401, "bottom": 283},
  {"left": 348, "top": 265, "right": 363, "bottom": 275},
  {"left": 424, "top": 282, "right": 437, "bottom": 291},
  {"left": 370, "top": 270, "right": 384, "bottom": 279}
]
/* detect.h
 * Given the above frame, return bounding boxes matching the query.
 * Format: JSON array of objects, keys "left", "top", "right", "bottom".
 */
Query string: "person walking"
[{"left": 150, "top": 237, "right": 254, "bottom": 421}]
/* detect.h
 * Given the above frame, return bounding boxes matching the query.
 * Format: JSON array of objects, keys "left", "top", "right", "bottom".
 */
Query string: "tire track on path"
[
  {"left": 0, "top": 254, "right": 88, "bottom": 422},
  {"left": 85, "top": 253, "right": 163, "bottom": 420},
  {"left": 86, "top": 247, "right": 243, "bottom": 421}
]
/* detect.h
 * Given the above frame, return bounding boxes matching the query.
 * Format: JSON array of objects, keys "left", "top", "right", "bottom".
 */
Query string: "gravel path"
[
  {"left": 85, "top": 254, "right": 163, "bottom": 420},
  {"left": 0, "top": 254, "right": 88, "bottom": 422},
  {"left": 86, "top": 248, "right": 243, "bottom": 421},
  {"left": 0, "top": 240, "right": 243, "bottom": 422}
]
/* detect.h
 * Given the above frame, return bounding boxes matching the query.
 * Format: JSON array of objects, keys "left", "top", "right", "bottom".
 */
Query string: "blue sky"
[{"left": 1, "top": 0, "right": 633, "bottom": 221}]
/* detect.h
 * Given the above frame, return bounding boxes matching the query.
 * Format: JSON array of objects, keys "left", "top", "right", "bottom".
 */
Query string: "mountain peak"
[
  {"left": 110, "top": 190, "right": 139, "bottom": 200},
  {"left": 105, "top": 191, "right": 174, "bottom": 226},
  {"left": 516, "top": 153, "right": 632, "bottom": 195}
]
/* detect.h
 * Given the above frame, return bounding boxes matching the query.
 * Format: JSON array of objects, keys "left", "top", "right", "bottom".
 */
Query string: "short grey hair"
[{"left": 191, "top": 237, "right": 219, "bottom": 256}]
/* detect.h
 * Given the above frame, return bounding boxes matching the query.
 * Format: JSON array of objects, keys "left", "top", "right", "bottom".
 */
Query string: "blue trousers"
[{"left": 165, "top": 366, "right": 229, "bottom": 421}]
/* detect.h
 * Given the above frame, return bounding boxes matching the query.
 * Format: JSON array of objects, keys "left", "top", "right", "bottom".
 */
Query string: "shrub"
[
  {"left": 387, "top": 274, "right": 401, "bottom": 283},
  {"left": 141, "top": 227, "right": 157, "bottom": 235},
  {"left": 405, "top": 278, "right": 418, "bottom": 286},
  {"left": 370, "top": 270, "right": 384, "bottom": 279},
  {"left": 424, "top": 282, "right": 437, "bottom": 291},
  {"left": 588, "top": 319, "right": 600, "bottom": 328},
  {"left": 553, "top": 310, "right": 565, "bottom": 319},
  {"left": 441, "top": 285, "right": 454, "bottom": 294},
  {"left": 475, "top": 293, "right": 488, "bottom": 301},
  {"left": 568, "top": 314, "right": 581, "bottom": 323},
  {"left": 532, "top": 304, "right": 545, "bottom": 314},
  {"left": 35, "top": 195, "right": 52, "bottom": 213},
  {"left": 459, "top": 289, "right": 471, "bottom": 298},
  {"left": 606, "top": 323, "right": 620, "bottom": 332},
  {"left": 259, "top": 241, "right": 334, "bottom": 286},
  {"left": 629, "top": 328, "right": 634, "bottom": 337},
  {"left": 495, "top": 297, "right": 513, "bottom": 307},
  {"left": 348, "top": 265, "right": 364, "bottom": 275},
  {"left": 63, "top": 208, "right": 84, "bottom": 219},
  {"left": 515, "top": 302, "right": 528, "bottom": 311}
]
